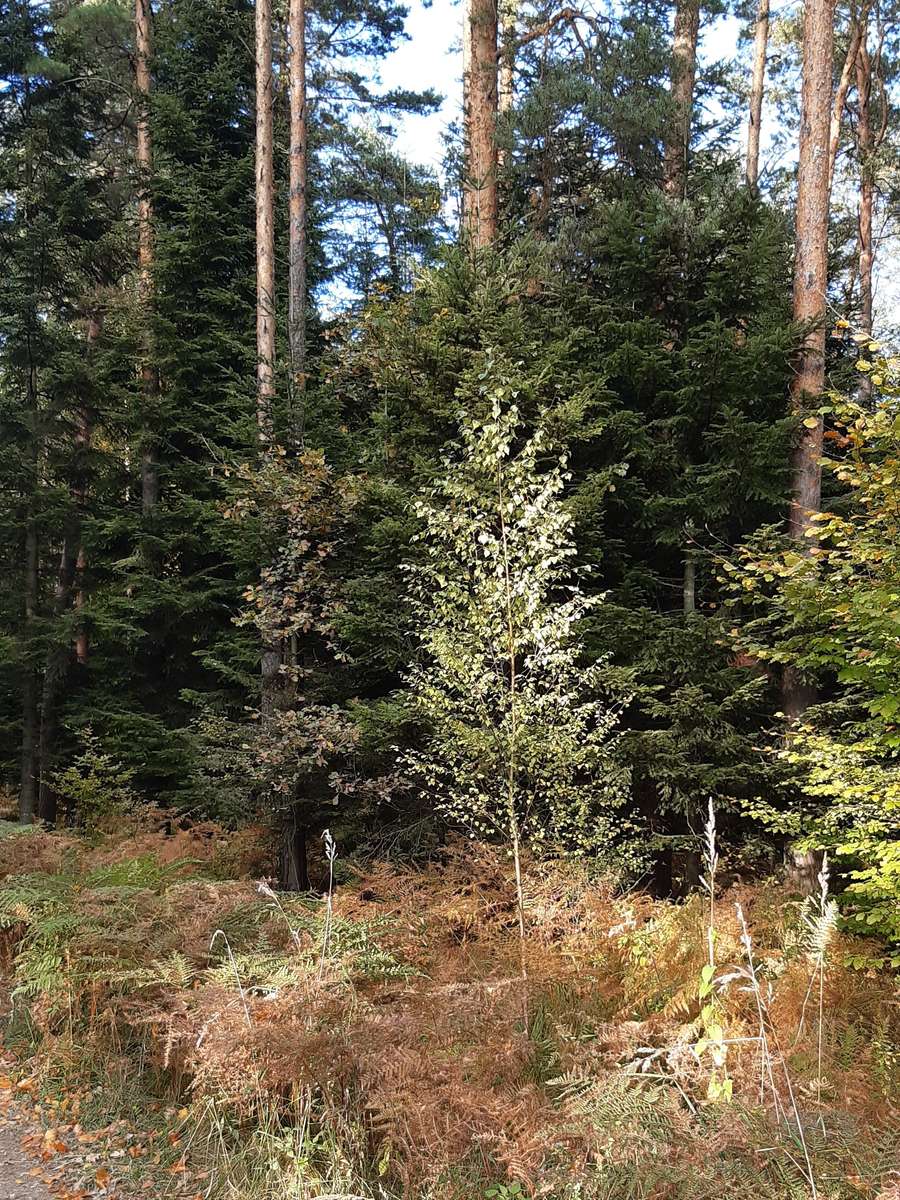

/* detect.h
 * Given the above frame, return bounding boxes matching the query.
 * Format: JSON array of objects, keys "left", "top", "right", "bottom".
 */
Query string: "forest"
[{"left": 0, "top": 0, "right": 899, "bottom": 1194}]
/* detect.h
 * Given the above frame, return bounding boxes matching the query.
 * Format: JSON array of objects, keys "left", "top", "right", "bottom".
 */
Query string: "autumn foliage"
[{"left": 0, "top": 826, "right": 897, "bottom": 1199}]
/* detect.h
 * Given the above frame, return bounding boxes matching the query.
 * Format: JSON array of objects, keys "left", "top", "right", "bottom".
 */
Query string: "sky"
[
  {"left": 373, "top": 2, "right": 898, "bottom": 330},
  {"left": 379, "top": 0, "right": 461, "bottom": 170},
  {"left": 377, "top": 1, "right": 748, "bottom": 173}
]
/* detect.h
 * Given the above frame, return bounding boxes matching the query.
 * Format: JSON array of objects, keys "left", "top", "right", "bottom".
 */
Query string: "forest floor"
[
  {"left": 0, "top": 1114, "right": 54, "bottom": 1200},
  {"left": 0, "top": 817, "right": 897, "bottom": 1200}
]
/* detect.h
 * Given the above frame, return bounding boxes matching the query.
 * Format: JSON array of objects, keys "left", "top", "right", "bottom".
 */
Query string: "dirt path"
[{"left": 0, "top": 1118, "right": 52, "bottom": 1200}]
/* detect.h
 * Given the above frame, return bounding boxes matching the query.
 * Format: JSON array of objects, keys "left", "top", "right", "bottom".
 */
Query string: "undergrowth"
[{"left": 0, "top": 825, "right": 897, "bottom": 1200}]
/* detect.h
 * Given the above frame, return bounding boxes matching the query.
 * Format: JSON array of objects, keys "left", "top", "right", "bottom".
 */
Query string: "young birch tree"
[{"left": 406, "top": 373, "right": 633, "bottom": 1001}]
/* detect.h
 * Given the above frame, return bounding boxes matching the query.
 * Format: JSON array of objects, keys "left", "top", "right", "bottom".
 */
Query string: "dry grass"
[{"left": 0, "top": 830, "right": 897, "bottom": 1199}]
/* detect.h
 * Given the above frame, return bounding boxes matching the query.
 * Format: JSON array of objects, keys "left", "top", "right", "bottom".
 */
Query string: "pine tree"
[
  {"left": 745, "top": 0, "right": 770, "bottom": 187},
  {"left": 0, "top": 0, "right": 131, "bottom": 820},
  {"left": 664, "top": 0, "right": 702, "bottom": 197},
  {"left": 463, "top": 0, "right": 499, "bottom": 247},
  {"left": 785, "top": 0, "right": 834, "bottom": 718},
  {"left": 287, "top": 0, "right": 308, "bottom": 414},
  {"left": 135, "top": 0, "right": 159, "bottom": 518}
]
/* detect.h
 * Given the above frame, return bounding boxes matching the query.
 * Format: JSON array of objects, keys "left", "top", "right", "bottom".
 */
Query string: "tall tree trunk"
[
  {"left": 287, "top": 0, "right": 307, "bottom": 435},
  {"left": 20, "top": 512, "right": 39, "bottom": 824},
  {"left": 74, "top": 311, "right": 100, "bottom": 667},
  {"left": 498, "top": 0, "right": 518, "bottom": 122},
  {"left": 462, "top": 0, "right": 499, "bottom": 248},
  {"left": 37, "top": 312, "right": 102, "bottom": 824},
  {"left": 784, "top": 0, "right": 834, "bottom": 719},
  {"left": 74, "top": 547, "right": 89, "bottom": 666},
  {"left": 255, "top": 0, "right": 280, "bottom": 713},
  {"left": 18, "top": 58, "right": 39, "bottom": 825},
  {"left": 827, "top": 5, "right": 866, "bottom": 193},
  {"left": 37, "top": 537, "right": 79, "bottom": 826},
  {"left": 279, "top": 805, "right": 310, "bottom": 891},
  {"left": 255, "top": 0, "right": 276, "bottom": 450},
  {"left": 281, "top": 0, "right": 311, "bottom": 882},
  {"left": 135, "top": 0, "right": 159, "bottom": 516},
  {"left": 745, "top": 0, "right": 769, "bottom": 188},
  {"left": 663, "top": 0, "right": 700, "bottom": 198},
  {"left": 855, "top": 27, "right": 874, "bottom": 354},
  {"left": 462, "top": 0, "right": 472, "bottom": 193},
  {"left": 683, "top": 556, "right": 696, "bottom": 614}
]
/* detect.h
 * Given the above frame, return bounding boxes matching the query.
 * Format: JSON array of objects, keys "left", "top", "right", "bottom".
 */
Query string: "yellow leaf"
[{"left": 803, "top": 416, "right": 819, "bottom": 428}]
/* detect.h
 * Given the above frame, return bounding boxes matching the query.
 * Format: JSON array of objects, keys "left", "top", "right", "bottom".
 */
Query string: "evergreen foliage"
[{"left": 1, "top": 0, "right": 897, "bottom": 926}]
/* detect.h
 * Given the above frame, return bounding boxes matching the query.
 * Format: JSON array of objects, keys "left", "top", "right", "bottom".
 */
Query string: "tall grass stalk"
[
  {"left": 792, "top": 851, "right": 837, "bottom": 1137},
  {"left": 732, "top": 908, "right": 819, "bottom": 1199},
  {"left": 257, "top": 880, "right": 303, "bottom": 953},
  {"left": 701, "top": 797, "right": 717, "bottom": 969},
  {"left": 805, "top": 854, "right": 835, "bottom": 1130},
  {"left": 735, "top": 901, "right": 783, "bottom": 1120},
  {"left": 319, "top": 828, "right": 338, "bottom": 981},
  {"left": 210, "top": 928, "right": 252, "bottom": 1028}
]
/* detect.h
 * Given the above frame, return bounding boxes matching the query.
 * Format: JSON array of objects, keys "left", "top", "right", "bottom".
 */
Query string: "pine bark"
[
  {"left": 288, "top": 0, "right": 307, "bottom": 427},
  {"left": 462, "top": 0, "right": 499, "bottom": 248},
  {"left": 19, "top": 64, "right": 39, "bottom": 825},
  {"left": 255, "top": 0, "right": 280, "bottom": 713},
  {"left": 855, "top": 29, "right": 874, "bottom": 346},
  {"left": 279, "top": 810, "right": 310, "bottom": 891},
  {"left": 20, "top": 513, "right": 39, "bottom": 824},
  {"left": 255, "top": 0, "right": 276, "bottom": 450},
  {"left": 683, "top": 557, "right": 696, "bottom": 614},
  {"left": 498, "top": 0, "right": 518, "bottom": 118},
  {"left": 784, "top": 0, "right": 834, "bottom": 719},
  {"left": 788, "top": 0, "right": 834, "bottom": 540},
  {"left": 827, "top": 6, "right": 866, "bottom": 193},
  {"left": 745, "top": 0, "right": 769, "bottom": 188},
  {"left": 74, "top": 311, "right": 100, "bottom": 667},
  {"left": 663, "top": 0, "right": 701, "bottom": 199},
  {"left": 36, "top": 313, "right": 101, "bottom": 824},
  {"left": 135, "top": 0, "right": 159, "bottom": 516},
  {"left": 37, "top": 539, "right": 79, "bottom": 826},
  {"left": 74, "top": 547, "right": 89, "bottom": 666}
]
